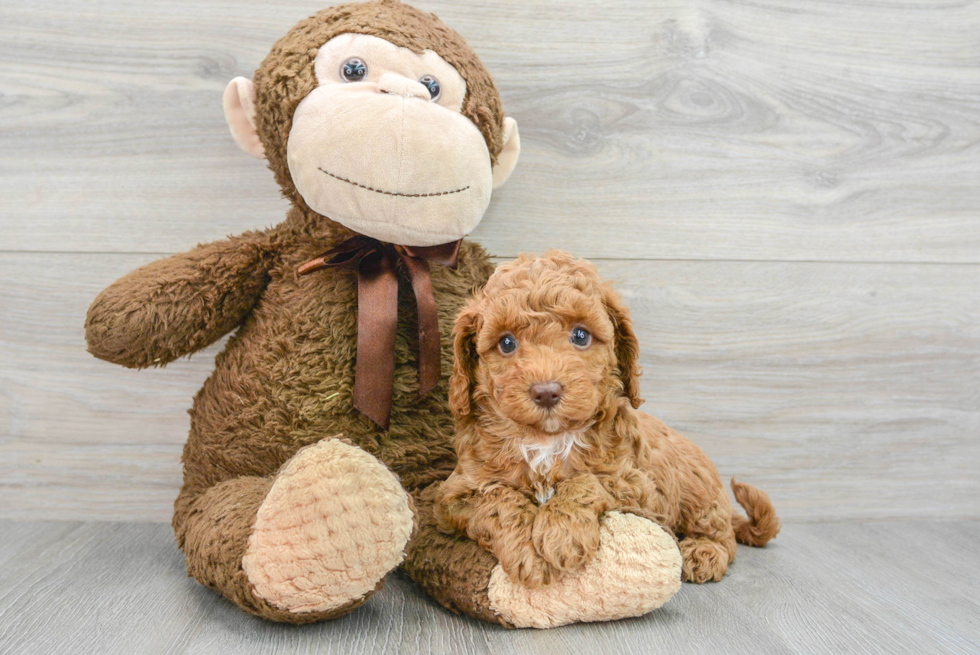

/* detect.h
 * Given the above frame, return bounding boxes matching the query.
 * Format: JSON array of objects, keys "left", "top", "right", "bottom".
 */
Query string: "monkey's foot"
[
  {"left": 242, "top": 439, "right": 414, "bottom": 618},
  {"left": 487, "top": 512, "right": 682, "bottom": 628}
]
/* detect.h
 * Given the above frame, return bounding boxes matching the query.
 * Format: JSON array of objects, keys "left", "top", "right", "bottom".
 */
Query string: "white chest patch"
[
  {"left": 519, "top": 431, "right": 588, "bottom": 505},
  {"left": 535, "top": 485, "right": 555, "bottom": 506},
  {"left": 519, "top": 432, "right": 583, "bottom": 476}
]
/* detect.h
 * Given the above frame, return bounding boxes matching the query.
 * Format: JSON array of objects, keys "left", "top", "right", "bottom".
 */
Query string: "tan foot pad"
[
  {"left": 487, "top": 511, "right": 682, "bottom": 628},
  {"left": 243, "top": 439, "right": 414, "bottom": 615}
]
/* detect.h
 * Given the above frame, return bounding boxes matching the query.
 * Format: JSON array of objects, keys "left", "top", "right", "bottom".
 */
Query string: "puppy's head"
[{"left": 450, "top": 250, "right": 642, "bottom": 435}]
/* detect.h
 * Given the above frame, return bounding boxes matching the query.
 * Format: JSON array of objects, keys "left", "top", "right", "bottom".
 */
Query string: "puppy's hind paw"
[{"left": 680, "top": 537, "right": 731, "bottom": 583}]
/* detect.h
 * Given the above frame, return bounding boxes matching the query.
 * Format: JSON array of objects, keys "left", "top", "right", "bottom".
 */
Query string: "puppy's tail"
[{"left": 730, "top": 479, "right": 781, "bottom": 547}]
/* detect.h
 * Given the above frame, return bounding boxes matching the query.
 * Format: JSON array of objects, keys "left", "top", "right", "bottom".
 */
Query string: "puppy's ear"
[
  {"left": 603, "top": 284, "right": 643, "bottom": 409},
  {"left": 449, "top": 300, "right": 481, "bottom": 417}
]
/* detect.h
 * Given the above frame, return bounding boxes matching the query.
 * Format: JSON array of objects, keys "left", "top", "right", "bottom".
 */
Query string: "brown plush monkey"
[{"left": 85, "top": 0, "right": 681, "bottom": 628}]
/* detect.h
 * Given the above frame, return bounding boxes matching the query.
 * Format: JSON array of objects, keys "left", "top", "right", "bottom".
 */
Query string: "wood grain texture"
[
  {"left": 0, "top": 519, "right": 977, "bottom": 654},
  {"left": 0, "top": 0, "right": 978, "bottom": 524},
  {"left": 2, "top": 252, "right": 977, "bottom": 522},
  {"left": 0, "top": 0, "right": 978, "bottom": 261}
]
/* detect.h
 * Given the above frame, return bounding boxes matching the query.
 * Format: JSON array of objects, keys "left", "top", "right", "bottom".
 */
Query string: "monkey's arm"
[
  {"left": 436, "top": 478, "right": 561, "bottom": 588},
  {"left": 85, "top": 231, "right": 274, "bottom": 368}
]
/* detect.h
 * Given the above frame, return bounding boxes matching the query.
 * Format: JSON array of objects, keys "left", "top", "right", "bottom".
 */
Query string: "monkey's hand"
[
  {"left": 532, "top": 475, "right": 610, "bottom": 574},
  {"left": 85, "top": 231, "right": 273, "bottom": 368}
]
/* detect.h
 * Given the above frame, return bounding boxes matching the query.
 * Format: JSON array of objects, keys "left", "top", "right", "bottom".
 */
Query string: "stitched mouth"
[{"left": 319, "top": 168, "right": 469, "bottom": 198}]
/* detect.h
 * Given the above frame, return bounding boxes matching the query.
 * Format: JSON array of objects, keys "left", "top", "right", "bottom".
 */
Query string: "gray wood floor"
[{"left": 0, "top": 519, "right": 977, "bottom": 654}]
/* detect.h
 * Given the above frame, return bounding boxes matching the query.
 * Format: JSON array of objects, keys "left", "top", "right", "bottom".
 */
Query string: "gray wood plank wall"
[{"left": 1, "top": 0, "right": 978, "bottom": 522}]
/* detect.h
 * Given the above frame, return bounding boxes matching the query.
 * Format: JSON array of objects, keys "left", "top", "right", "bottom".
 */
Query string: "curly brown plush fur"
[
  {"left": 87, "top": 203, "right": 497, "bottom": 621},
  {"left": 85, "top": 0, "right": 515, "bottom": 624},
  {"left": 435, "top": 251, "right": 781, "bottom": 586}
]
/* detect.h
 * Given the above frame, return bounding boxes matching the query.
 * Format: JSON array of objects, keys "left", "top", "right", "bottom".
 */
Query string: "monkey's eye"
[
  {"left": 498, "top": 333, "right": 518, "bottom": 355},
  {"left": 419, "top": 75, "right": 441, "bottom": 101},
  {"left": 570, "top": 327, "right": 592, "bottom": 348},
  {"left": 340, "top": 58, "right": 368, "bottom": 82}
]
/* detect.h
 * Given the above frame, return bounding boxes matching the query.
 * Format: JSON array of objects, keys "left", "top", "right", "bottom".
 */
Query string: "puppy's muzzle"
[{"left": 529, "top": 381, "right": 563, "bottom": 409}]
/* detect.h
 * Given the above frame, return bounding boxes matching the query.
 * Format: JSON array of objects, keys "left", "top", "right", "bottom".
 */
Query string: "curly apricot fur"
[{"left": 436, "top": 251, "right": 781, "bottom": 586}]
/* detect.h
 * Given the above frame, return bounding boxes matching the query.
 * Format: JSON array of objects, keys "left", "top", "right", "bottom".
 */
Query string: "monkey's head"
[{"left": 223, "top": 0, "right": 520, "bottom": 247}]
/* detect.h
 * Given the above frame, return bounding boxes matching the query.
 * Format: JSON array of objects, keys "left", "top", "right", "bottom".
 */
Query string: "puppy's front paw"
[
  {"left": 488, "top": 512, "right": 683, "bottom": 628},
  {"left": 496, "top": 540, "right": 562, "bottom": 589},
  {"left": 532, "top": 504, "right": 601, "bottom": 573}
]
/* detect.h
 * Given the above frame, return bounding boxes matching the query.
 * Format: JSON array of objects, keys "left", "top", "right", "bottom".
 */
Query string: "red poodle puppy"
[{"left": 435, "top": 251, "right": 780, "bottom": 588}]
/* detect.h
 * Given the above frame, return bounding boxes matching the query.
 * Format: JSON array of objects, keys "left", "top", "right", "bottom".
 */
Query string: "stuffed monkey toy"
[{"left": 85, "top": 0, "right": 682, "bottom": 628}]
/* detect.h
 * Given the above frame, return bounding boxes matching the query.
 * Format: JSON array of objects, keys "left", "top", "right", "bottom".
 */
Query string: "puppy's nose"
[
  {"left": 530, "top": 381, "right": 563, "bottom": 409},
  {"left": 377, "top": 72, "right": 431, "bottom": 100}
]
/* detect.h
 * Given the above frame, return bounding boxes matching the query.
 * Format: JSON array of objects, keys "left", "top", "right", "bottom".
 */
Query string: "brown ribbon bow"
[{"left": 298, "top": 235, "right": 461, "bottom": 430}]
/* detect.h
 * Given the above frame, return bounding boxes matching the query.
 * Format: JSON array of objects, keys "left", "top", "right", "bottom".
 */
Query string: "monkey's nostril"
[
  {"left": 530, "top": 381, "right": 563, "bottom": 409},
  {"left": 377, "top": 72, "right": 431, "bottom": 101}
]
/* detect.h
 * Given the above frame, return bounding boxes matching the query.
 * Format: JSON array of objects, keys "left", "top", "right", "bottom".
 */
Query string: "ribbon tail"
[
  {"left": 353, "top": 250, "right": 399, "bottom": 430},
  {"left": 402, "top": 256, "right": 441, "bottom": 396}
]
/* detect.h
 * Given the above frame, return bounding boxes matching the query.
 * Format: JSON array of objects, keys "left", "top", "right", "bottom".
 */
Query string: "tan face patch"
[
  {"left": 286, "top": 33, "right": 495, "bottom": 247},
  {"left": 314, "top": 34, "right": 467, "bottom": 111},
  {"left": 251, "top": 1, "right": 514, "bottom": 209}
]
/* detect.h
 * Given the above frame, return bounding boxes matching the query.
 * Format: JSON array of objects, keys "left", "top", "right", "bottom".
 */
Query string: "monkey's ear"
[
  {"left": 491, "top": 117, "right": 520, "bottom": 189},
  {"left": 223, "top": 77, "right": 265, "bottom": 159},
  {"left": 449, "top": 301, "right": 482, "bottom": 417}
]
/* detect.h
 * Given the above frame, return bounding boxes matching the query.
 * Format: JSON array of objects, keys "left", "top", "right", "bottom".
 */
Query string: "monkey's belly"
[
  {"left": 185, "top": 295, "right": 459, "bottom": 491},
  {"left": 183, "top": 240, "right": 491, "bottom": 492}
]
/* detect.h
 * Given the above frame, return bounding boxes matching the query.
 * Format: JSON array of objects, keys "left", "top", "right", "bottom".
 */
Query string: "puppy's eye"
[
  {"left": 498, "top": 334, "right": 518, "bottom": 355},
  {"left": 570, "top": 327, "right": 592, "bottom": 348},
  {"left": 418, "top": 75, "right": 440, "bottom": 100},
  {"left": 341, "top": 57, "right": 368, "bottom": 82}
]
